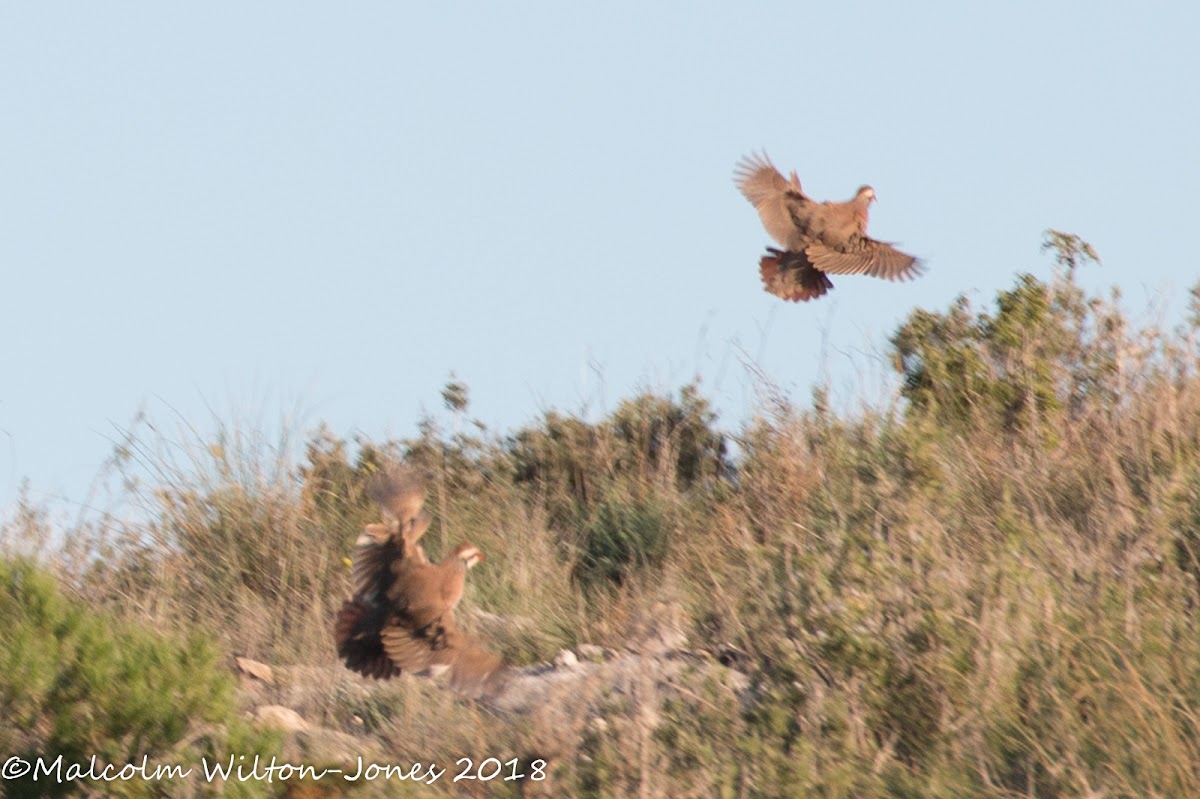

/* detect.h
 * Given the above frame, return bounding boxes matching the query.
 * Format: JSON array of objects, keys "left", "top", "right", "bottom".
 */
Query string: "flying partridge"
[{"left": 734, "top": 152, "right": 923, "bottom": 301}]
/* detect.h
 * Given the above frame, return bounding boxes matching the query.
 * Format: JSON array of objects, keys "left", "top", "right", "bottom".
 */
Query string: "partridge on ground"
[{"left": 334, "top": 467, "right": 508, "bottom": 698}]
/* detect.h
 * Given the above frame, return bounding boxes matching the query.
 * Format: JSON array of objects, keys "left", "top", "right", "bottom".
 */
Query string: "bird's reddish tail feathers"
[{"left": 759, "top": 248, "right": 833, "bottom": 302}]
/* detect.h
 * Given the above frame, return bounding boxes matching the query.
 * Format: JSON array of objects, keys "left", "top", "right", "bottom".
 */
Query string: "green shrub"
[
  {"left": 573, "top": 494, "right": 668, "bottom": 587},
  {"left": 0, "top": 557, "right": 279, "bottom": 798}
]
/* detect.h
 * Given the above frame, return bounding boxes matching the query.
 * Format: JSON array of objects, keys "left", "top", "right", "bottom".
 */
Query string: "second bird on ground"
[
  {"left": 334, "top": 465, "right": 509, "bottom": 699},
  {"left": 734, "top": 152, "right": 923, "bottom": 302}
]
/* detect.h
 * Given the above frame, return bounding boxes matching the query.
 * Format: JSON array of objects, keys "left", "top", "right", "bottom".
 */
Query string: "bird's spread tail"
[{"left": 759, "top": 248, "right": 833, "bottom": 302}]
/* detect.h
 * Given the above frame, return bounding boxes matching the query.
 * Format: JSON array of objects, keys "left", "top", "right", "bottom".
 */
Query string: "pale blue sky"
[{"left": 2, "top": 2, "right": 1198, "bottom": 514}]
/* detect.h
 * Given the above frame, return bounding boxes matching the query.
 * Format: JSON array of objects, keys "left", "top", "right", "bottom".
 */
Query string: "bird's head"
[
  {"left": 856, "top": 185, "right": 877, "bottom": 204},
  {"left": 452, "top": 542, "right": 485, "bottom": 569}
]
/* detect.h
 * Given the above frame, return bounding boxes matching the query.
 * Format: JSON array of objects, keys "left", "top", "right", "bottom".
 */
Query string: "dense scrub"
[
  {"left": 0, "top": 558, "right": 280, "bottom": 799},
  {"left": 5, "top": 232, "right": 1200, "bottom": 797}
]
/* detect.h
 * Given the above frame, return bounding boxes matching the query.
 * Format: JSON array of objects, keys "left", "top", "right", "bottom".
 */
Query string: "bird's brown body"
[
  {"left": 334, "top": 467, "right": 507, "bottom": 697},
  {"left": 734, "top": 152, "right": 923, "bottom": 301}
]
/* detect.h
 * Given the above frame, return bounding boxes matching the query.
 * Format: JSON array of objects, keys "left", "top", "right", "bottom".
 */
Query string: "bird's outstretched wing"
[
  {"left": 734, "top": 152, "right": 813, "bottom": 249},
  {"left": 806, "top": 238, "right": 923, "bottom": 281},
  {"left": 380, "top": 610, "right": 509, "bottom": 699},
  {"left": 335, "top": 597, "right": 402, "bottom": 679}
]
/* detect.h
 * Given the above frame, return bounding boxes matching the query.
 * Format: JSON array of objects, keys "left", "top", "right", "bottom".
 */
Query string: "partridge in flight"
[
  {"left": 334, "top": 466, "right": 508, "bottom": 698},
  {"left": 734, "top": 152, "right": 923, "bottom": 301}
]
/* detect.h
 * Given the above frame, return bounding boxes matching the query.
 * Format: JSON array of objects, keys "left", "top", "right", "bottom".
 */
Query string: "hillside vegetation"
[{"left": 5, "top": 233, "right": 1200, "bottom": 798}]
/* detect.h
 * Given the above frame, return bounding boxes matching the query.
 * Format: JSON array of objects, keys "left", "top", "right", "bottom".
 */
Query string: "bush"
[
  {"left": 573, "top": 493, "right": 668, "bottom": 587},
  {"left": 0, "top": 557, "right": 279, "bottom": 798}
]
